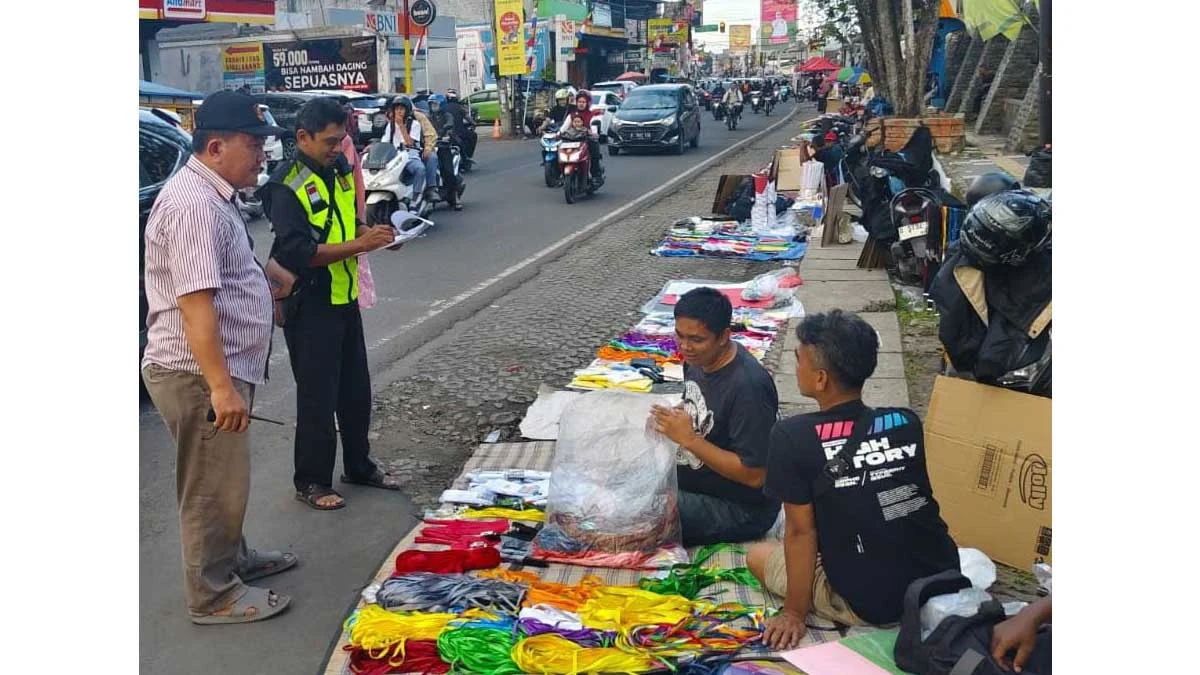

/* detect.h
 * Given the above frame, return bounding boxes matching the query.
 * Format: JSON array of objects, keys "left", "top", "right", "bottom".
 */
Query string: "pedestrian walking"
[
  {"left": 262, "top": 97, "right": 400, "bottom": 511},
  {"left": 141, "top": 90, "right": 295, "bottom": 625}
]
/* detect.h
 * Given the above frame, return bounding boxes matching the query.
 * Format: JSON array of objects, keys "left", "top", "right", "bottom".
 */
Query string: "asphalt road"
[{"left": 139, "top": 101, "right": 799, "bottom": 675}]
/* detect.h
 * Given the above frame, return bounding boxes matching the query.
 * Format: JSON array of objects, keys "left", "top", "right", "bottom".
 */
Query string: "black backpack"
[{"left": 894, "top": 570, "right": 1051, "bottom": 675}]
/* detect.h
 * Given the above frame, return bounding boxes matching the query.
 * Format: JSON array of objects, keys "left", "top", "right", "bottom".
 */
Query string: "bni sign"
[
  {"left": 163, "top": 0, "right": 206, "bottom": 20},
  {"left": 365, "top": 10, "right": 400, "bottom": 35}
]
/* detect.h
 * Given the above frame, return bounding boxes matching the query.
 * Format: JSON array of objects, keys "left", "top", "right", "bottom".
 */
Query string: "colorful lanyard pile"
[
  {"left": 478, "top": 569, "right": 604, "bottom": 612},
  {"left": 511, "top": 633, "right": 663, "bottom": 675},
  {"left": 576, "top": 586, "right": 696, "bottom": 633},
  {"left": 637, "top": 544, "right": 763, "bottom": 600},
  {"left": 376, "top": 573, "right": 526, "bottom": 614},
  {"left": 436, "top": 626, "right": 523, "bottom": 675},
  {"left": 344, "top": 640, "right": 448, "bottom": 675},
  {"left": 459, "top": 506, "right": 547, "bottom": 522},
  {"left": 344, "top": 605, "right": 459, "bottom": 658}
]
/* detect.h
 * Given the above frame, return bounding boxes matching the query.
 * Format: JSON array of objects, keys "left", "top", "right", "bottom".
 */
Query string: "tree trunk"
[{"left": 852, "top": 0, "right": 941, "bottom": 117}]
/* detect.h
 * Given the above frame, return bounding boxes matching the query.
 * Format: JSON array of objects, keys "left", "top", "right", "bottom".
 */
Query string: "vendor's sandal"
[
  {"left": 190, "top": 587, "right": 291, "bottom": 625},
  {"left": 295, "top": 483, "right": 346, "bottom": 510},
  {"left": 239, "top": 550, "right": 299, "bottom": 583},
  {"left": 340, "top": 469, "right": 401, "bottom": 491}
]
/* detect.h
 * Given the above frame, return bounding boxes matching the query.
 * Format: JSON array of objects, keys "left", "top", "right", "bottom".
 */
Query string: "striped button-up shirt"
[{"left": 142, "top": 156, "right": 273, "bottom": 385}]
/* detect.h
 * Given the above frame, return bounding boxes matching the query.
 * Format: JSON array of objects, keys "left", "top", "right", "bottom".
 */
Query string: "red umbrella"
[{"left": 615, "top": 71, "right": 648, "bottom": 82}]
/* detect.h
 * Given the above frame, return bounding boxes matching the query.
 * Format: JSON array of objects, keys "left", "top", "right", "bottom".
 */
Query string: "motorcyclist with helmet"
[
  {"left": 428, "top": 94, "right": 463, "bottom": 211},
  {"left": 443, "top": 88, "right": 477, "bottom": 165},
  {"left": 565, "top": 89, "right": 604, "bottom": 180},
  {"left": 382, "top": 96, "right": 438, "bottom": 208},
  {"left": 721, "top": 84, "right": 744, "bottom": 123},
  {"left": 538, "top": 88, "right": 574, "bottom": 133}
]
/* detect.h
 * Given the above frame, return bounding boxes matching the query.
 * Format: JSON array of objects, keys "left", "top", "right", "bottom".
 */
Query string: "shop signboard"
[
  {"left": 624, "top": 19, "right": 645, "bottom": 45},
  {"left": 221, "top": 42, "right": 266, "bottom": 93},
  {"left": 163, "top": 0, "right": 205, "bottom": 20},
  {"left": 760, "top": 0, "right": 798, "bottom": 45},
  {"left": 648, "top": 18, "right": 687, "bottom": 47},
  {"left": 493, "top": 0, "right": 527, "bottom": 76},
  {"left": 729, "top": 24, "right": 752, "bottom": 53},
  {"left": 365, "top": 10, "right": 400, "bottom": 35},
  {"left": 592, "top": 2, "right": 612, "bottom": 28},
  {"left": 409, "top": 0, "right": 437, "bottom": 27},
  {"left": 264, "top": 37, "right": 378, "bottom": 92},
  {"left": 624, "top": 50, "right": 642, "bottom": 63}
]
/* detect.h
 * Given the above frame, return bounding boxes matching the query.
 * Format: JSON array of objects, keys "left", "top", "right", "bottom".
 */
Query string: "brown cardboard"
[
  {"left": 771, "top": 148, "right": 807, "bottom": 191},
  {"left": 924, "top": 376, "right": 1052, "bottom": 569},
  {"left": 711, "top": 174, "right": 750, "bottom": 216},
  {"left": 821, "top": 183, "right": 849, "bottom": 246}
]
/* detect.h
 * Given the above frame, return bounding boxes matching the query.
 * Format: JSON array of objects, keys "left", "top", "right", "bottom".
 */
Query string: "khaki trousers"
[{"left": 143, "top": 364, "right": 254, "bottom": 615}]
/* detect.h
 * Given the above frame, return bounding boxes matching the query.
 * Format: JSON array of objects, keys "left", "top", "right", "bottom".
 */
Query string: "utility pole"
[
  {"left": 403, "top": 0, "right": 414, "bottom": 93},
  {"left": 1038, "top": 0, "right": 1051, "bottom": 147}
]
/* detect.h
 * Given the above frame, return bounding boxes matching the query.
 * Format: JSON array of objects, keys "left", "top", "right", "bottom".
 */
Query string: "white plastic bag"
[
  {"left": 959, "top": 548, "right": 997, "bottom": 590},
  {"left": 919, "top": 548, "right": 1002, "bottom": 638},
  {"left": 532, "top": 391, "right": 687, "bottom": 568},
  {"left": 851, "top": 223, "right": 869, "bottom": 242}
]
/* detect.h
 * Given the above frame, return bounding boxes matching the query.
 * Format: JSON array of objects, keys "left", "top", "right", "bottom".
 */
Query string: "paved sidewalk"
[{"left": 765, "top": 234, "right": 910, "bottom": 416}]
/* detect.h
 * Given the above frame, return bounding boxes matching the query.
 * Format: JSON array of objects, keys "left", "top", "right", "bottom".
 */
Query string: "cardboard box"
[
  {"left": 924, "top": 376, "right": 1051, "bottom": 569},
  {"left": 711, "top": 174, "right": 750, "bottom": 216},
  {"left": 771, "top": 147, "right": 808, "bottom": 191}
]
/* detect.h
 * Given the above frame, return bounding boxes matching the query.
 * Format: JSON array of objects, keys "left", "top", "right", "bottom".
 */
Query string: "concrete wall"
[
  {"left": 945, "top": 36, "right": 982, "bottom": 113},
  {"left": 1005, "top": 63, "right": 1042, "bottom": 153},
  {"left": 943, "top": 32, "right": 971, "bottom": 96},
  {"left": 975, "top": 16, "right": 1040, "bottom": 135},
  {"left": 957, "top": 35, "right": 1008, "bottom": 120}
]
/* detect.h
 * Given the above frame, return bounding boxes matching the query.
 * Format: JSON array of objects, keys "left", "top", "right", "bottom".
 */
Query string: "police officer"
[
  {"left": 427, "top": 94, "right": 463, "bottom": 211},
  {"left": 263, "top": 97, "right": 400, "bottom": 511}
]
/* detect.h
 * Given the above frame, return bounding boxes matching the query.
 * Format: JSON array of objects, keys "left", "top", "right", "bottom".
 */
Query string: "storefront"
[{"left": 139, "top": 0, "right": 276, "bottom": 79}]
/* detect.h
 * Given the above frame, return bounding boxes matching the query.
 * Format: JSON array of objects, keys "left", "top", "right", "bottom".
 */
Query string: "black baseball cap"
[{"left": 195, "top": 90, "right": 287, "bottom": 136}]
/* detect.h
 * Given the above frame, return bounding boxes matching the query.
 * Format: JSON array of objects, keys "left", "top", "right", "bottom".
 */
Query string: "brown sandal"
[{"left": 295, "top": 483, "right": 346, "bottom": 510}]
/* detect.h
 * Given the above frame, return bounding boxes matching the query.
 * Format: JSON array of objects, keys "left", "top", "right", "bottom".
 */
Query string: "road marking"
[{"left": 368, "top": 105, "right": 805, "bottom": 352}]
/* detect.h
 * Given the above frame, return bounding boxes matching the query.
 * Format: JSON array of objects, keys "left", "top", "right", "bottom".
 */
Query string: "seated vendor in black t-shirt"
[
  {"left": 749, "top": 310, "right": 960, "bottom": 650},
  {"left": 648, "top": 288, "right": 781, "bottom": 546}
]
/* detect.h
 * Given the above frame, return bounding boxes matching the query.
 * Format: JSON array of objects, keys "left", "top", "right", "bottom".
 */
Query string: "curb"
[{"left": 370, "top": 104, "right": 810, "bottom": 380}]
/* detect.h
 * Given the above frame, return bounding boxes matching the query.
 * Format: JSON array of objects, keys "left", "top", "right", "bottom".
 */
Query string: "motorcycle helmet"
[
  {"left": 445, "top": 88, "right": 459, "bottom": 101},
  {"left": 554, "top": 88, "right": 571, "bottom": 104},
  {"left": 389, "top": 96, "right": 414, "bottom": 119},
  {"left": 965, "top": 171, "right": 1022, "bottom": 208},
  {"left": 959, "top": 191, "right": 1052, "bottom": 268},
  {"left": 428, "top": 93, "right": 447, "bottom": 114}
]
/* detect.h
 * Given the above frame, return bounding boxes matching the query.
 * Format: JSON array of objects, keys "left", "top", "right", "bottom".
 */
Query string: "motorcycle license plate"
[{"left": 898, "top": 221, "right": 929, "bottom": 241}]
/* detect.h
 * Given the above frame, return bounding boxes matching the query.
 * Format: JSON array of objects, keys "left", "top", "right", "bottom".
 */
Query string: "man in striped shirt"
[{"left": 142, "top": 91, "right": 295, "bottom": 625}]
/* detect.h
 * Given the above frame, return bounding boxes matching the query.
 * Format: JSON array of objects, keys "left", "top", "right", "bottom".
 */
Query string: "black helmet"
[
  {"left": 960, "top": 191, "right": 1051, "bottom": 268},
  {"left": 965, "top": 172, "right": 1022, "bottom": 208},
  {"left": 389, "top": 96, "right": 413, "bottom": 117}
]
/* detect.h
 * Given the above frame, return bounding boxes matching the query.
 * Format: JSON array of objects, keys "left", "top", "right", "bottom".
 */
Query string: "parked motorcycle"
[
  {"left": 541, "top": 125, "right": 562, "bottom": 187},
  {"left": 558, "top": 128, "right": 603, "bottom": 204},
  {"left": 888, "top": 188, "right": 941, "bottom": 286}
]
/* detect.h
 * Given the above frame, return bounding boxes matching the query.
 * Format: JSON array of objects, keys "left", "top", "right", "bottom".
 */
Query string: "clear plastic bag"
[{"left": 532, "top": 390, "right": 687, "bottom": 569}]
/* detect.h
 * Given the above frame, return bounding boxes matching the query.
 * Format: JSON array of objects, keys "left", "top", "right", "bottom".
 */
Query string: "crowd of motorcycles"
[
  {"left": 703, "top": 82, "right": 790, "bottom": 131},
  {"left": 804, "top": 108, "right": 1052, "bottom": 398}
]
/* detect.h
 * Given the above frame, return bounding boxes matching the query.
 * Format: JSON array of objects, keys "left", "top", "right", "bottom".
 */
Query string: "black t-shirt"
[
  {"left": 764, "top": 400, "right": 960, "bottom": 624},
  {"left": 678, "top": 344, "right": 780, "bottom": 508}
]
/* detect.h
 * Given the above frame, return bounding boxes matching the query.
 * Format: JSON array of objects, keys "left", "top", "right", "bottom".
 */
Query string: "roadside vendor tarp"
[
  {"left": 139, "top": 80, "right": 203, "bottom": 100},
  {"left": 796, "top": 57, "right": 840, "bottom": 73},
  {"left": 962, "top": 0, "right": 1038, "bottom": 41}
]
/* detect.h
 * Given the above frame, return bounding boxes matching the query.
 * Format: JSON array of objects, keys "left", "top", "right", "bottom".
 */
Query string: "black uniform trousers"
[{"left": 283, "top": 299, "right": 377, "bottom": 491}]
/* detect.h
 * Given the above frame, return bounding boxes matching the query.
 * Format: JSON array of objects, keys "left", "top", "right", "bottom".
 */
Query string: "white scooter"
[{"left": 363, "top": 141, "right": 431, "bottom": 224}]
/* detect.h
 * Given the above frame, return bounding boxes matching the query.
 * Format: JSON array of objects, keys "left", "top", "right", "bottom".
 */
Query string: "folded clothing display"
[
  {"left": 568, "top": 363, "right": 655, "bottom": 393},
  {"left": 651, "top": 230, "right": 808, "bottom": 261}
]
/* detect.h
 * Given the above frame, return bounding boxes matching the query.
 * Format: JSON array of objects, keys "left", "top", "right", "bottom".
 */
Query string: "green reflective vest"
[{"left": 283, "top": 160, "right": 358, "bottom": 305}]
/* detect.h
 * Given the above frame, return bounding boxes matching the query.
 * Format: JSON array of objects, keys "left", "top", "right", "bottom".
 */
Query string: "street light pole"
[{"left": 1038, "top": 0, "right": 1051, "bottom": 146}]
